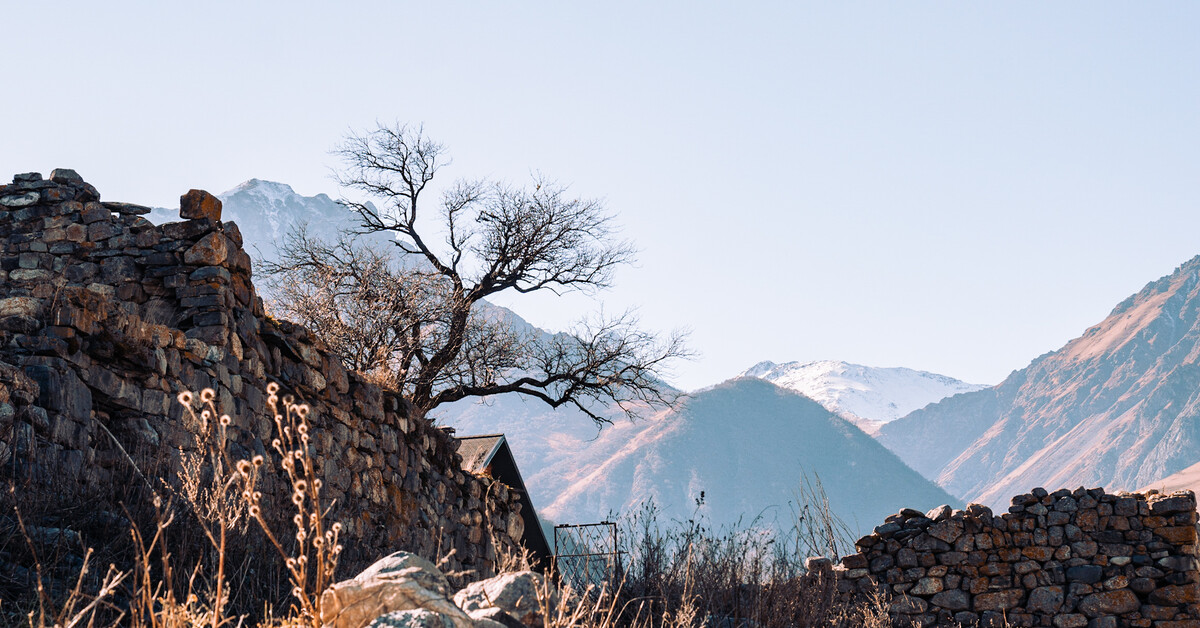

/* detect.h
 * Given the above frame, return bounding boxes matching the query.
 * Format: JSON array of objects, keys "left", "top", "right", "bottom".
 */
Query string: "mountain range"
[
  {"left": 152, "top": 178, "right": 1200, "bottom": 533},
  {"left": 879, "top": 256, "right": 1200, "bottom": 508},
  {"left": 435, "top": 377, "right": 959, "bottom": 535}
]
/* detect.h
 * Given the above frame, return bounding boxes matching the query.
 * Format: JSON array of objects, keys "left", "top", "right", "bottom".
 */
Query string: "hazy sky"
[{"left": 3, "top": 3, "right": 1198, "bottom": 391}]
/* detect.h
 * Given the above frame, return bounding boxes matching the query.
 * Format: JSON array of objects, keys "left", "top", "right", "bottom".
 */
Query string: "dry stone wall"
[
  {"left": 0, "top": 170, "right": 524, "bottom": 576},
  {"left": 823, "top": 487, "right": 1200, "bottom": 627}
]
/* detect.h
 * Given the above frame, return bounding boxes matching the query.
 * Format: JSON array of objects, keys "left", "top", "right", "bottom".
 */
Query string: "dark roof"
[{"left": 457, "top": 433, "right": 506, "bottom": 475}]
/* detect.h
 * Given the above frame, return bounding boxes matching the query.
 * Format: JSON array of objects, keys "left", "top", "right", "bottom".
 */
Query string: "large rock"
[
  {"left": 453, "top": 571, "right": 553, "bottom": 628},
  {"left": 184, "top": 232, "right": 229, "bottom": 266},
  {"left": 320, "top": 552, "right": 474, "bottom": 628},
  {"left": 180, "top": 189, "right": 222, "bottom": 221}
]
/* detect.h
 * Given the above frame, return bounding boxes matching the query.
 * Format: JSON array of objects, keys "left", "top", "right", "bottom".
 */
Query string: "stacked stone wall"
[
  {"left": 824, "top": 487, "right": 1200, "bottom": 627},
  {"left": 0, "top": 170, "right": 524, "bottom": 577}
]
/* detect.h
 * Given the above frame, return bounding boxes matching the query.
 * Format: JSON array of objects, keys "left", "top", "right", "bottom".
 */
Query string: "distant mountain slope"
[
  {"left": 741, "top": 360, "right": 986, "bottom": 432},
  {"left": 879, "top": 255, "right": 1200, "bottom": 508},
  {"left": 538, "top": 378, "right": 958, "bottom": 534}
]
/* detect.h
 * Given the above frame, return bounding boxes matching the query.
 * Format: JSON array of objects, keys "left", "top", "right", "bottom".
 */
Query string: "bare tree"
[{"left": 263, "top": 123, "right": 688, "bottom": 423}]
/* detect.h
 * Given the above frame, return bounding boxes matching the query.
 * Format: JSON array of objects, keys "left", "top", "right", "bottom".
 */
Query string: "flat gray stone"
[{"left": 0, "top": 192, "right": 39, "bottom": 207}]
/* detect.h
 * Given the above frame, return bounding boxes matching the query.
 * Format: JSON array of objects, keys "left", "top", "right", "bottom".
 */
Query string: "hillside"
[
  {"left": 466, "top": 377, "right": 959, "bottom": 535},
  {"left": 880, "top": 255, "right": 1200, "bottom": 507}
]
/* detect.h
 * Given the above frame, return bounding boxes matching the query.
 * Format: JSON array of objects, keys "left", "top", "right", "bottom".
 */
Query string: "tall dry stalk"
[
  {"left": 234, "top": 382, "right": 342, "bottom": 626},
  {"left": 176, "top": 389, "right": 248, "bottom": 628}
]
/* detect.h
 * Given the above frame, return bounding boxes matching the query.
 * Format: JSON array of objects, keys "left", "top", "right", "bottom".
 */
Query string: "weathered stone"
[
  {"left": 1159, "top": 526, "right": 1198, "bottom": 544},
  {"left": 183, "top": 232, "right": 229, "bottom": 266},
  {"left": 1067, "top": 565, "right": 1103, "bottom": 584},
  {"left": 0, "top": 296, "right": 41, "bottom": 318},
  {"left": 910, "top": 577, "right": 943, "bottom": 595},
  {"left": 1077, "top": 589, "right": 1140, "bottom": 617},
  {"left": 1027, "top": 586, "right": 1064, "bottom": 613},
  {"left": 101, "top": 201, "right": 151, "bottom": 215},
  {"left": 321, "top": 552, "right": 473, "bottom": 628},
  {"left": 180, "top": 189, "right": 222, "bottom": 220},
  {"left": 453, "top": 571, "right": 552, "bottom": 627},
  {"left": 49, "top": 169, "right": 83, "bottom": 184},
  {"left": 974, "top": 589, "right": 1024, "bottom": 612},
  {"left": 930, "top": 589, "right": 970, "bottom": 611},
  {"left": 926, "top": 504, "right": 953, "bottom": 522},
  {"left": 0, "top": 192, "right": 39, "bottom": 207},
  {"left": 928, "top": 519, "right": 963, "bottom": 544},
  {"left": 1151, "top": 584, "right": 1200, "bottom": 606},
  {"left": 1052, "top": 614, "right": 1088, "bottom": 628},
  {"left": 890, "top": 595, "right": 928, "bottom": 614}
]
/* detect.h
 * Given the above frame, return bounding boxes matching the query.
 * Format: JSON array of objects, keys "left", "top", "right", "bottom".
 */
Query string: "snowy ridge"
[
  {"left": 147, "top": 178, "right": 378, "bottom": 264},
  {"left": 741, "top": 360, "right": 987, "bottom": 428}
]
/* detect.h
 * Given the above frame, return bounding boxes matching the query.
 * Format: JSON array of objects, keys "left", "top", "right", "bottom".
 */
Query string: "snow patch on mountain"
[{"left": 741, "top": 360, "right": 987, "bottom": 429}]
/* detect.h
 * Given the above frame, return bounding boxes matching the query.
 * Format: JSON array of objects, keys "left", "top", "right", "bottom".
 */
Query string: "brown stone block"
[
  {"left": 1158, "top": 526, "right": 1199, "bottom": 544},
  {"left": 180, "top": 189, "right": 222, "bottom": 221},
  {"left": 1151, "top": 584, "right": 1200, "bottom": 606},
  {"left": 974, "top": 588, "right": 1024, "bottom": 612}
]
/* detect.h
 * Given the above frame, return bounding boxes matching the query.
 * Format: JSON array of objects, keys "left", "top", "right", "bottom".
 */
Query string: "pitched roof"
[{"left": 457, "top": 433, "right": 506, "bottom": 475}]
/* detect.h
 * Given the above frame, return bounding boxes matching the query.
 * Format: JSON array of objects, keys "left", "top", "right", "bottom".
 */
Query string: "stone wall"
[
  {"left": 0, "top": 170, "right": 524, "bottom": 577},
  {"left": 824, "top": 487, "right": 1200, "bottom": 627}
]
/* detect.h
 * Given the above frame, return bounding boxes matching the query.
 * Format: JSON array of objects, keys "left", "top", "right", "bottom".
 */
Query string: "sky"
[{"left": 3, "top": 3, "right": 1199, "bottom": 391}]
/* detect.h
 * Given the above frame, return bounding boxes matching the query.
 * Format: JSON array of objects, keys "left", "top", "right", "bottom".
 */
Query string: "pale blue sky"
[{"left": 3, "top": 3, "right": 1198, "bottom": 391}]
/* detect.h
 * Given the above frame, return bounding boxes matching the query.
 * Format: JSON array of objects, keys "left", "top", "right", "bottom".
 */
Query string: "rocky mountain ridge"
[{"left": 880, "top": 255, "right": 1200, "bottom": 508}]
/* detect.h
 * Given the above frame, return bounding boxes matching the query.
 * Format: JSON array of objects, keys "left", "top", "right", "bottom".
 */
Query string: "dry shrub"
[
  {"left": 1, "top": 385, "right": 342, "bottom": 628},
  {"left": 533, "top": 474, "right": 883, "bottom": 628}
]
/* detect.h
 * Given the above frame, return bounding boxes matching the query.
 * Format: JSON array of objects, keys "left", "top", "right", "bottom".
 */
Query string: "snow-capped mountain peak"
[
  {"left": 739, "top": 360, "right": 987, "bottom": 430},
  {"left": 147, "top": 178, "right": 373, "bottom": 263}
]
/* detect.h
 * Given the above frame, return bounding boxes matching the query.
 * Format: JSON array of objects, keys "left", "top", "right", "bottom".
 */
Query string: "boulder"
[
  {"left": 320, "top": 552, "right": 474, "bottom": 628},
  {"left": 367, "top": 609, "right": 458, "bottom": 628},
  {"left": 453, "top": 571, "right": 553, "bottom": 628}
]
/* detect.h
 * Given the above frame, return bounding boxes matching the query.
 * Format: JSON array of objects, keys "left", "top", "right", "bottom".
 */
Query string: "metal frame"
[{"left": 553, "top": 521, "right": 622, "bottom": 592}]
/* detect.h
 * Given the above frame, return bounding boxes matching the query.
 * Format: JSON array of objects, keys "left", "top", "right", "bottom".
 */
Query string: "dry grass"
[
  {"left": 514, "top": 476, "right": 892, "bottom": 628},
  {"left": 1, "top": 390, "right": 899, "bottom": 628},
  {"left": 0, "top": 385, "right": 340, "bottom": 628}
]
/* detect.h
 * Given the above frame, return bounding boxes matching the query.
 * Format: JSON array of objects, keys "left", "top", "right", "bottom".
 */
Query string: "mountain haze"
[{"left": 880, "top": 256, "right": 1200, "bottom": 508}]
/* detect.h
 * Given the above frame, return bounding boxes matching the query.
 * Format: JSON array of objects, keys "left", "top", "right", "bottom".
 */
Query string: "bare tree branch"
[{"left": 265, "top": 123, "right": 690, "bottom": 424}]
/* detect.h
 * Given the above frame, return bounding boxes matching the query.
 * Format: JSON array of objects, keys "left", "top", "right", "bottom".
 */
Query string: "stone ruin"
[
  {"left": 813, "top": 486, "right": 1200, "bottom": 627},
  {"left": 0, "top": 170, "right": 525, "bottom": 576}
]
